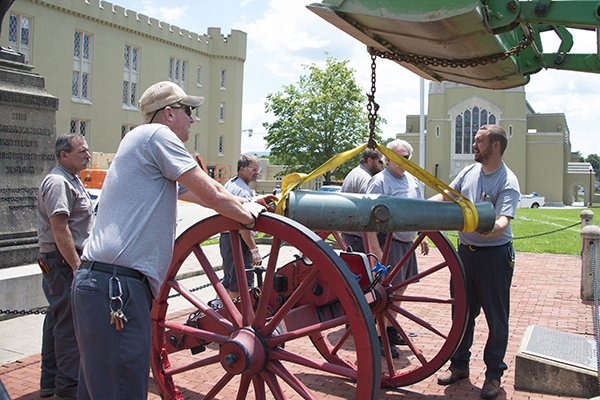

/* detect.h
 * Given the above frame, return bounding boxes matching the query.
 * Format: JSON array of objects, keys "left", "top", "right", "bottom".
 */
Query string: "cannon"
[{"left": 150, "top": 191, "right": 495, "bottom": 399}]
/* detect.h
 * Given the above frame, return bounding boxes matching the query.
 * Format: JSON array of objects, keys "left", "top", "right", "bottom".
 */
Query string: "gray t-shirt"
[
  {"left": 366, "top": 168, "right": 422, "bottom": 243},
  {"left": 82, "top": 124, "right": 197, "bottom": 298},
  {"left": 224, "top": 176, "right": 253, "bottom": 200},
  {"left": 450, "top": 162, "right": 520, "bottom": 246},
  {"left": 341, "top": 164, "right": 372, "bottom": 194},
  {"left": 37, "top": 163, "right": 94, "bottom": 252}
]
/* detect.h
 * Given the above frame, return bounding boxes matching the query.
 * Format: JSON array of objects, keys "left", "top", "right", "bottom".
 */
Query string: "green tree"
[
  {"left": 263, "top": 55, "right": 382, "bottom": 181},
  {"left": 586, "top": 154, "right": 600, "bottom": 178}
]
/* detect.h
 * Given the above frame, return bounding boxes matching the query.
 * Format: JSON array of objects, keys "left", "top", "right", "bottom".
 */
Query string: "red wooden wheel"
[
  {"left": 151, "top": 213, "right": 381, "bottom": 400},
  {"left": 309, "top": 231, "right": 468, "bottom": 388}
]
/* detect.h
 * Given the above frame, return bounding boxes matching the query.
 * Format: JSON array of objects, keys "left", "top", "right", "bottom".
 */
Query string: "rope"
[{"left": 591, "top": 241, "right": 600, "bottom": 392}]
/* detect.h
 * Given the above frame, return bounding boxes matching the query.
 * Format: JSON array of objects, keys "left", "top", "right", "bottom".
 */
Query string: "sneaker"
[
  {"left": 437, "top": 366, "right": 469, "bottom": 385},
  {"left": 480, "top": 378, "right": 501, "bottom": 399},
  {"left": 386, "top": 326, "right": 417, "bottom": 346},
  {"left": 378, "top": 336, "right": 399, "bottom": 359},
  {"left": 39, "top": 387, "right": 54, "bottom": 398}
]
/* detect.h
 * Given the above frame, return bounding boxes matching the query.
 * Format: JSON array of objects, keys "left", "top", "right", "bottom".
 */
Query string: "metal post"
[{"left": 581, "top": 223, "right": 600, "bottom": 300}]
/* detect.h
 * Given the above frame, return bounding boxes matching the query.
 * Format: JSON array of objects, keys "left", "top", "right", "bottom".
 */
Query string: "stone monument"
[{"left": 0, "top": 0, "right": 58, "bottom": 268}]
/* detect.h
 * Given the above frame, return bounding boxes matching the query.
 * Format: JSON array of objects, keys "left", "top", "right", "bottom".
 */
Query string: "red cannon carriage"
[{"left": 150, "top": 191, "right": 495, "bottom": 399}]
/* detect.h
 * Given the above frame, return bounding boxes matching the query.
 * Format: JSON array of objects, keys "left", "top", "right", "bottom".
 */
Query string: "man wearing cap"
[{"left": 72, "top": 81, "right": 265, "bottom": 399}]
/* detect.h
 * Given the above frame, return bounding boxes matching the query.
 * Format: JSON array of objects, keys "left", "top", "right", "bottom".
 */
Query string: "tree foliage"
[
  {"left": 586, "top": 154, "right": 600, "bottom": 178},
  {"left": 263, "top": 56, "right": 382, "bottom": 181}
]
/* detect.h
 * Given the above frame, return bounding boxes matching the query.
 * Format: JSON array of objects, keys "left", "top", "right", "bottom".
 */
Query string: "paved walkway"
[{"left": 0, "top": 250, "right": 594, "bottom": 399}]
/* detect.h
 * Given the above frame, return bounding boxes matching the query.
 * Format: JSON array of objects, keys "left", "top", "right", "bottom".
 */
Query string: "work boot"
[
  {"left": 378, "top": 336, "right": 399, "bottom": 359},
  {"left": 437, "top": 366, "right": 469, "bottom": 385},
  {"left": 39, "top": 387, "right": 54, "bottom": 398},
  {"left": 480, "top": 378, "right": 501, "bottom": 399},
  {"left": 386, "top": 326, "right": 417, "bottom": 346}
]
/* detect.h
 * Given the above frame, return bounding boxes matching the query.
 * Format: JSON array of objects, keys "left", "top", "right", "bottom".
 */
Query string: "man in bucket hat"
[{"left": 72, "top": 81, "right": 266, "bottom": 399}]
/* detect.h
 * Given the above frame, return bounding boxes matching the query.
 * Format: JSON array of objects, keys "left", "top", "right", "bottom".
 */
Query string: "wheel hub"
[
  {"left": 368, "top": 283, "right": 390, "bottom": 314},
  {"left": 219, "top": 327, "right": 268, "bottom": 375}
]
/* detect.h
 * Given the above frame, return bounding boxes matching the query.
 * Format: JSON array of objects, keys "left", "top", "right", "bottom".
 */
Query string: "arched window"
[{"left": 455, "top": 107, "right": 496, "bottom": 154}]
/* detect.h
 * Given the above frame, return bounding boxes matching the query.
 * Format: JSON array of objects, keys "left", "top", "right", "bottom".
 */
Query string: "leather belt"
[
  {"left": 460, "top": 242, "right": 511, "bottom": 252},
  {"left": 79, "top": 261, "right": 145, "bottom": 281}
]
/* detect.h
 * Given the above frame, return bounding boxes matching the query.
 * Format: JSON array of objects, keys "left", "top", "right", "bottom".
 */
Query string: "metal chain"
[
  {"left": 365, "top": 24, "right": 536, "bottom": 146},
  {"left": 367, "top": 24, "right": 536, "bottom": 69},
  {"left": 366, "top": 53, "right": 379, "bottom": 149},
  {"left": 0, "top": 308, "right": 46, "bottom": 315},
  {"left": 512, "top": 221, "right": 580, "bottom": 240},
  {"left": 591, "top": 241, "right": 600, "bottom": 392},
  {"left": 445, "top": 221, "right": 580, "bottom": 239}
]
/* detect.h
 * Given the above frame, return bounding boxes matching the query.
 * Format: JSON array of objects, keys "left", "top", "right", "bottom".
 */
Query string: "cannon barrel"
[{"left": 285, "top": 190, "right": 496, "bottom": 233}]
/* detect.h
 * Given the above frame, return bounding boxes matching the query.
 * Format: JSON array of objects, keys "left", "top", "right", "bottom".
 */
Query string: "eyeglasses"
[
  {"left": 244, "top": 166, "right": 261, "bottom": 174},
  {"left": 402, "top": 154, "right": 410, "bottom": 159}
]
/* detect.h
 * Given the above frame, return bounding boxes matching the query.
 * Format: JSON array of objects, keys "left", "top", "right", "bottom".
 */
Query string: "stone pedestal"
[
  {"left": 0, "top": 53, "right": 58, "bottom": 269},
  {"left": 515, "top": 325, "right": 600, "bottom": 398}
]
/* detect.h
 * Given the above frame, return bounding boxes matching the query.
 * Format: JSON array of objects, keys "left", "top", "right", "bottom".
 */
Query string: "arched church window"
[{"left": 455, "top": 107, "right": 496, "bottom": 155}]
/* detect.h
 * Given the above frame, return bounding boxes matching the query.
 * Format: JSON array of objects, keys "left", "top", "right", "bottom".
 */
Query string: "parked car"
[
  {"left": 517, "top": 193, "right": 545, "bottom": 209},
  {"left": 317, "top": 185, "right": 341, "bottom": 193}
]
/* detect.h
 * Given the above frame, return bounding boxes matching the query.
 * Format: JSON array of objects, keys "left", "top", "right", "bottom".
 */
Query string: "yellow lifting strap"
[{"left": 274, "top": 142, "right": 479, "bottom": 232}]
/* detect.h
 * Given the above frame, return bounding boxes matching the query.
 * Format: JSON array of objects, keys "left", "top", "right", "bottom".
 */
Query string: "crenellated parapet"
[{"left": 27, "top": 0, "right": 246, "bottom": 61}]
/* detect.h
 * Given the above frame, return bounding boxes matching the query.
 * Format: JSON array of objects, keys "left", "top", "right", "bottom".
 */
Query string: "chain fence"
[
  {"left": 444, "top": 221, "right": 580, "bottom": 240},
  {"left": 0, "top": 218, "right": 586, "bottom": 316}
]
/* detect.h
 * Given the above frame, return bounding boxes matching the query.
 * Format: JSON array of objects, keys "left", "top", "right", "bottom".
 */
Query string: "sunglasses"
[{"left": 170, "top": 105, "right": 192, "bottom": 116}]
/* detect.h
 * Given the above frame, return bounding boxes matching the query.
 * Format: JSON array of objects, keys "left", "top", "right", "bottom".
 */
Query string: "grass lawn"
[{"left": 443, "top": 208, "right": 588, "bottom": 255}]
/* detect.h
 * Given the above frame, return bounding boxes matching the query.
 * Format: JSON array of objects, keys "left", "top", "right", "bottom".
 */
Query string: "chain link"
[
  {"left": 365, "top": 24, "right": 536, "bottom": 147},
  {"left": 0, "top": 308, "right": 47, "bottom": 316},
  {"left": 367, "top": 24, "right": 535, "bottom": 70},
  {"left": 444, "top": 221, "right": 580, "bottom": 239}
]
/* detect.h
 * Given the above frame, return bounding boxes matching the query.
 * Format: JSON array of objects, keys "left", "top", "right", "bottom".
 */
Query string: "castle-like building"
[{"left": 2, "top": 0, "right": 246, "bottom": 177}]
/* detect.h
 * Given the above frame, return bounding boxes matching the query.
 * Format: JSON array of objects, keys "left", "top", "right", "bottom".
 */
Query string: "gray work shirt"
[
  {"left": 82, "top": 124, "right": 197, "bottom": 298},
  {"left": 450, "top": 162, "right": 520, "bottom": 247},
  {"left": 37, "top": 163, "right": 94, "bottom": 253},
  {"left": 341, "top": 164, "right": 375, "bottom": 237}
]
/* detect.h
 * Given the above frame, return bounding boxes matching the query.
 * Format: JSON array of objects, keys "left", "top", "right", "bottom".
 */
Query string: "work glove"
[
  {"left": 250, "top": 248, "right": 262, "bottom": 266},
  {"left": 254, "top": 194, "right": 279, "bottom": 212},
  {"left": 241, "top": 201, "right": 266, "bottom": 229}
]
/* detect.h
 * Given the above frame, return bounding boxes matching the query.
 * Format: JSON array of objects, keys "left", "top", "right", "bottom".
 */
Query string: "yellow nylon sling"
[{"left": 273, "top": 142, "right": 478, "bottom": 232}]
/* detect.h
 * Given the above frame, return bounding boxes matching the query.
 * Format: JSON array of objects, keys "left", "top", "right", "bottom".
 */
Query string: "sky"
[{"left": 110, "top": 0, "right": 600, "bottom": 158}]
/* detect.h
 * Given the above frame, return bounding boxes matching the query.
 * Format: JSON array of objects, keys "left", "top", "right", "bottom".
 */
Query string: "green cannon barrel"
[{"left": 286, "top": 190, "right": 495, "bottom": 233}]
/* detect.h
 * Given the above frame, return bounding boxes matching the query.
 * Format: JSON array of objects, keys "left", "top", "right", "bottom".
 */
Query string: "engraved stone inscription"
[{"left": 522, "top": 325, "right": 597, "bottom": 371}]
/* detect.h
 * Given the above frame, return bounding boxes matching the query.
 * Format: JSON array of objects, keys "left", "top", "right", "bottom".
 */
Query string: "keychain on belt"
[{"left": 109, "top": 275, "right": 128, "bottom": 331}]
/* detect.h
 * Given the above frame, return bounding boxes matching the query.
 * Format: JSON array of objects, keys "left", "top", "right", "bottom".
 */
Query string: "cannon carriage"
[{"left": 150, "top": 191, "right": 495, "bottom": 399}]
